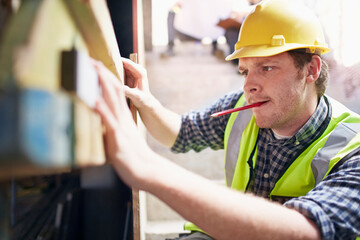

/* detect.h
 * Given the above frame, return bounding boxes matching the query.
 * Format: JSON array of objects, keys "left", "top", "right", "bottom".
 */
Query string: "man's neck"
[{"left": 272, "top": 96, "right": 319, "bottom": 137}]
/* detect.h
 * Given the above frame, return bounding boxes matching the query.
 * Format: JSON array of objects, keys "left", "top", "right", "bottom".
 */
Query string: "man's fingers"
[
  {"left": 93, "top": 60, "right": 122, "bottom": 119},
  {"left": 95, "top": 61, "right": 124, "bottom": 89},
  {"left": 91, "top": 59, "right": 136, "bottom": 125},
  {"left": 95, "top": 85, "right": 137, "bottom": 134},
  {"left": 122, "top": 57, "right": 145, "bottom": 78},
  {"left": 121, "top": 57, "right": 151, "bottom": 93},
  {"left": 92, "top": 59, "right": 123, "bottom": 89},
  {"left": 121, "top": 57, "right": 139, "bottom": 69},
  {"left": 115, "top": 84, "right": 132, "bottom": 111},
  {"left": 123, "top": 85, "right": 141, "bottom": 102},
  {"left": 94, "top": 98, "right": 118, "bottom": 132}
]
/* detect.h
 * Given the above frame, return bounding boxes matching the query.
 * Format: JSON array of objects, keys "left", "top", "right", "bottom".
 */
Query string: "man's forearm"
[
  {"left": 143, "top": 154, "right": 321, "bottom": 240},
  {"left": 137, "top": 95, "right": 181, "bottom": 148}
]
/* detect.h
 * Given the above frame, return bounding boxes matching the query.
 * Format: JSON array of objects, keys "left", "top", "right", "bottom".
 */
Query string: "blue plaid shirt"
[{"left": 171, "top": 91, "right": 360, "bottom": 240}]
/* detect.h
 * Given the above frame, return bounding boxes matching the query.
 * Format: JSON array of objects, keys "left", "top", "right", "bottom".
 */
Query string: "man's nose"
[{"left": 243, "top": 72, "right": 261, "bottom": 94}]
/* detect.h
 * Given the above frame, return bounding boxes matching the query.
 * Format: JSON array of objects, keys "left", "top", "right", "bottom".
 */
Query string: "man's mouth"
[
  {"left": 210, "top": 101, "right": 267, "bottom": 117},
  {"left": 252, "top": 100, "right": 269, "bottom": 107}
]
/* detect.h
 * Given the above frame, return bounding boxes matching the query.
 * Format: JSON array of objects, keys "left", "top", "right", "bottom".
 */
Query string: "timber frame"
[{"left": 0, "top": 0, "right": 143, "bottom": 239}]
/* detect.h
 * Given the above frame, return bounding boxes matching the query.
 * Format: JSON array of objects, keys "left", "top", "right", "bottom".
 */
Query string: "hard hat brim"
[{"left": 225, "top": 43, "right": 330, "bottom": 61}]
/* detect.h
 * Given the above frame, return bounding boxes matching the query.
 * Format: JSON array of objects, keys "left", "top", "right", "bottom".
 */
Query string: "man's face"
[{"left": 238, "top": 52, "right": 314, "bottom": 136}]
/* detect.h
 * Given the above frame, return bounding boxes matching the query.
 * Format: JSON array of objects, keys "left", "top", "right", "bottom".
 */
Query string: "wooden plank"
[
  {"left": 0, "top": 0, "right": 88, "bottom": 90},
  {"left": 130, "top": 0, "right": 146, "bottom": 236},
  {"left": 130, "top": 2, "right": 146, "bottom": 238},
  {"left": 133, "top": 0, "right": 146, "bottom": 66},
  {"left": 0, "top": 0, "right": 124, "bottom": 89},
  {"left": 129, "top": 53, "right": 141, "bottom": 240},
  {"left": 72, "top": 99, "right": 105, "bottom": 167},
  {"left": 63, "top": 0, "right": 124, "bottom": 83},
  {"left": 129, "top": 53, "right": 139, "bottom": 120},
  {"left": 132, "top": 189, "right": 140, "bottom": 240},
  {"left": 0, "top": 0, "right": 109, "bottom": 178}
]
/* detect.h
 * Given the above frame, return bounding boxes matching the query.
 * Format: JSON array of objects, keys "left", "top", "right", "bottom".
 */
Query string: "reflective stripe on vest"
[
  {"left": 312, "top": 122, "right": 360, "bottom": 185},
  {"left": 224, "top": 94, "right": 251, "bottom": 186}
]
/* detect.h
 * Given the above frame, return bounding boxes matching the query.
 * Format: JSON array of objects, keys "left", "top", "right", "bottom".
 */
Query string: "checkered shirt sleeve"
[
  {"left": 171, "top": 91, "right": 242, "bottom": 153},
  {"left": 284, "top": 155, "right": 360, "bottom": 239}
]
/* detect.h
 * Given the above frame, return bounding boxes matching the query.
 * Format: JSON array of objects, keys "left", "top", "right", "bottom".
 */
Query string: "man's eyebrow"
[
  {"left": 238, "top": 66, "right": 246, "bottom": 72},
  {"left": 239, "top": 59, "right": 280, "bottom": 71},
  {"left": 256, "top": 59, "right": 280, "bottom": 66}
]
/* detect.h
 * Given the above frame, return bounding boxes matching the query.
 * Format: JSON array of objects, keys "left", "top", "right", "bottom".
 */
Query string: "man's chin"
[{"left": 254, "top": 117, "right": 273, "bottom": 129}]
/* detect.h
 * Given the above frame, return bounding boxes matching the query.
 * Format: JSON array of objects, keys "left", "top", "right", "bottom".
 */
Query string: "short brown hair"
[{"left": 288, "top": 49, "right": 329, "bottom": 97}]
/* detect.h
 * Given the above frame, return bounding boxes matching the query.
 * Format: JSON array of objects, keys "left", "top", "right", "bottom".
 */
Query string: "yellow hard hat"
[{"left": 226, "top": 0, "right": 330, "bottom": 60}]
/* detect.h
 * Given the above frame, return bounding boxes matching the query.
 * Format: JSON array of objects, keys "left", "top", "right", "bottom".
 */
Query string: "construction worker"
[{"left": 93, "top": 0, "right": 360, "bottom": 239}]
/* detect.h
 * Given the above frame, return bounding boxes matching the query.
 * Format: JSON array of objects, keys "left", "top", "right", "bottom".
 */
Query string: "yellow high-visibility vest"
[{"left": 185, "top": 95, "right": 360, "bottom": 239}]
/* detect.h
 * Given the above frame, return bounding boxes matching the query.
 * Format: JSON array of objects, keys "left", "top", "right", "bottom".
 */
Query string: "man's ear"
[{"left": 306, "top": 55, "right": 321, "bottom": 83}]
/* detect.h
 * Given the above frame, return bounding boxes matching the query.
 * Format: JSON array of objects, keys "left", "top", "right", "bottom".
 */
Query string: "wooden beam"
[
  {"left": 72, "top": 99, "right": 105, "bottom": 167},
  {"left": 63, "top": 0, "right": 124, "bottom": 83},
  {"left": 0, "top": 0, "right": 112, "bottom": 177},
  {"left": 0, "top": 0, "right": 124, "bottom": 89},
  {"left": 0, "top": 0, "right": 88, "bottom": 90},
  {"left": 129, "top": 52, "right": 141, "bottom": 240}
]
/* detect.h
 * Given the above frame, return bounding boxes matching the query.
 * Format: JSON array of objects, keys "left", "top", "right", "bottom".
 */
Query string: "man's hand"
[
  {"left": 121, "top": 57, "right": 182, "bottom": 148},
  {"left": 122, "top": 57, "right": 153, "bottom": 111},
  {"left": 92, "top": 59, "right": 154, "bottom": 189}
]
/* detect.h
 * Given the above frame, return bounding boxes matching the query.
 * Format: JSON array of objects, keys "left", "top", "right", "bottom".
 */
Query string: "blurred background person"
[
  {"left": 218, "top": 0, "right": 262, "bottom": 64},
  {"left": 161, "top": 0, "right": 235, "bottom": 58}
]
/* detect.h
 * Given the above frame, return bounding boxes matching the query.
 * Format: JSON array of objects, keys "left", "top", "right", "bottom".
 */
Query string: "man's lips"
[
  {"left": 211, "top": 101, "right": 265, "bottom": 117},
  {"left": 251, "top": 100, "right": 269, "bottom": 106}
]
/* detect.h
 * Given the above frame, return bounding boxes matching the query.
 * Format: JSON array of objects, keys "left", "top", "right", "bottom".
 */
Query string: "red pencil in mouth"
[{"left": 211, "top": 102, "right": 264, "bottom": 117}]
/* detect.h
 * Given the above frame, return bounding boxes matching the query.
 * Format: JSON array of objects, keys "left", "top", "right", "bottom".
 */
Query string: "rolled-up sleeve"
[
  {"left": 171, "top": 91, "right": 242, "bottom": 153},
  {"left": 284, "top": 156, "right": 360, "bottom": 240}
]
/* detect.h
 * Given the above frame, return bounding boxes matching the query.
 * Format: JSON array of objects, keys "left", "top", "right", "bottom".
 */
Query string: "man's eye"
[
  {"left": 263, "top": 66, "right": 273, "bottom": 71},
  {"left": 239, "top": 70, "right": 248, "bottom": 76}
]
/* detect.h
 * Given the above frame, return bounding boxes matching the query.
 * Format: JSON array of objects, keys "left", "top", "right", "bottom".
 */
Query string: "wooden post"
[{"left": 129, "top": 53, "right": 141, "bottom": 240}]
